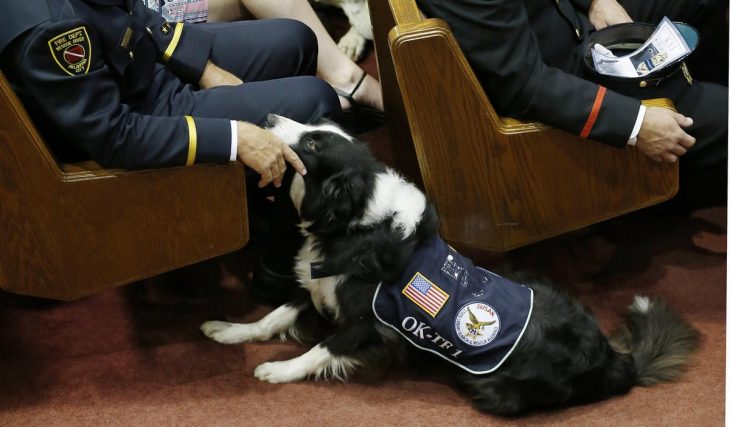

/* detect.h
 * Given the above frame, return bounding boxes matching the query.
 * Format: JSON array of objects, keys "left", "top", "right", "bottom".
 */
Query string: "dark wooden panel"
[
  {"left": 369, "top": 0, "right": 423, "bottom": 186},
  {"left": 0, "top": 73, "right": 249, "bottom": 300}
]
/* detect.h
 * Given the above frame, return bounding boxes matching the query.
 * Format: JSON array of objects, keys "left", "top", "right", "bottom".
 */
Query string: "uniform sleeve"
[
  {"left": 570, "top": 0, "right": 593, "bottom": 13},
  {"left": 417, "top": 0, "right": 640, "bottom": 147},
  {"left": 11, "top": 19, "right": 231, "bottom": 169},
  {"left": 137, "top": 2, "right": 214, "bottom": 84}
]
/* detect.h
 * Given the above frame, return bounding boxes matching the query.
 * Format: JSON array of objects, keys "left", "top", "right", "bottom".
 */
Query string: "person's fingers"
[
  {"left": 272, "top": 154, "right": 286, "bottom": 188},
  {"left": 271, "top": 168, "right": 283, "bottom": 188},
  {"left": 277, "top": 152, "right": 286, "bottom": 174},
  {"left": 283, "top": 144, "right": 307, "bottom": 175},
  {"left": 650, "top": 155, "right": 663, "bottom": 163},
  {"left": 270, "top": 168, "right": 282, "bottom": 188},
  {"left": 258, "top": 167, "right": 274, "bottom": 188},
  {"left": 268, "top": 153, "right": 283, "bottom": 188},
  {"left": 673, "top": 112, "right": 694, "bottom": 128},
  {"left": 679, "top": 134, "right": 696, "bottom": 149},
  {"left": 663, "top": 153, "right": 678, "bottom": 163},
  {"left": 668, "top": 142, "right": 687, "bottom": 156},
  {"left": 271, "top": 162, "right": 284, "bottom": 188}
]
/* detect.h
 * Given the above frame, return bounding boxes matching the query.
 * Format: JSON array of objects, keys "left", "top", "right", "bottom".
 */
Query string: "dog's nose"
[{"left": 265, "top": 113, "right": 280, "bottom": 128}]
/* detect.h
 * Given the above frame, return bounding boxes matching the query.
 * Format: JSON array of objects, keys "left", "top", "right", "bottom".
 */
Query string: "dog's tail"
[{"left": 609, "top": 296, "right": 700, "bottom": 387}]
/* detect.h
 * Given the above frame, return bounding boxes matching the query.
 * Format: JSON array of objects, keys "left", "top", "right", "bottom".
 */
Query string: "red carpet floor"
[{"left": 0, "top": 155, "right": 725, "bottom": 426}]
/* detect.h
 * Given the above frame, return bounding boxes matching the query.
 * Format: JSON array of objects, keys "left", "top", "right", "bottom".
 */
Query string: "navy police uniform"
[
  {"left": 0, "top": 0, "right": 340, "bottom": 169},
  {"left": 417, "top": 0, "right": 727, "bottom": 204}
]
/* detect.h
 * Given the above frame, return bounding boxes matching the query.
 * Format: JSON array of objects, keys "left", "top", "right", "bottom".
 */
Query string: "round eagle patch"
[{"left": 454, "top": 302, "right": 500, "bottom": 346}]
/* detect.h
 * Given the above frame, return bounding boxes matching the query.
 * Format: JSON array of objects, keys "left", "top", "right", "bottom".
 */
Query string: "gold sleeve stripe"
[
  {"left": 163, "top": 23, "right": 184, "bottom": 62},
  {"left": 185, "top": 116, "right": 197, "bottom": 166}
]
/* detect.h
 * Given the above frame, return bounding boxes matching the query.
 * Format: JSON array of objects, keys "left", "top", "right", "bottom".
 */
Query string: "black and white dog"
[{"left": 201, "top": 115, "right": 699, "bottom": 416}]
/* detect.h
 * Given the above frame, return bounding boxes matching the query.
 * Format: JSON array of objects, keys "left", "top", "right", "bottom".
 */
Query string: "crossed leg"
[{"left": 206, "top": 0, "right": 384, "bottom": 111}]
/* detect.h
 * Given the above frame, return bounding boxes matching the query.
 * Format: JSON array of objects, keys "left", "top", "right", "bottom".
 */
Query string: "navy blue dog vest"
[{"left": 372, "top": 234, "right": 533, "bottom": 374}]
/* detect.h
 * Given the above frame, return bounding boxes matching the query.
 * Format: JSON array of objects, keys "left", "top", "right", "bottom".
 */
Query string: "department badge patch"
[
  {"left": 455, "top": 302, "right": 500, "bottom": 347},
  {"left": 48, "top": 27, "right": 91, "bottom": 76}
]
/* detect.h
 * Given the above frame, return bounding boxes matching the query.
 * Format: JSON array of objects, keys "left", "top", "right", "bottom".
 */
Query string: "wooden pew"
[
  {"left": 369, "top": 0, "right": 678, "bottom": 252},
  {"left": 0, "top": 73, "right": 249, "bottom": 301}
]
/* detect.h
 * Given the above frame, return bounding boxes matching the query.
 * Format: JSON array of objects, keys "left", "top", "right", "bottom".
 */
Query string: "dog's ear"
[{"left": 309, "top": 168, "right": 367, "bottom": 234}]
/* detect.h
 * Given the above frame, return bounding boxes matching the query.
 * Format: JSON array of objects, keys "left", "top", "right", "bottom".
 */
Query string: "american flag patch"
[{"left": 402, "top": 272, "right": 449, "bottom": 318}]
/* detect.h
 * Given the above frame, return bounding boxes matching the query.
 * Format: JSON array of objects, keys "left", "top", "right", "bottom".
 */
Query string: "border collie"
[{"left": 201, "top": 115, "right": 699, "bottom": 416}]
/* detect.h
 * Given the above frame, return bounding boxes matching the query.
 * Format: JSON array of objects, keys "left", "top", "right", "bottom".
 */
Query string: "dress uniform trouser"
[{"left": 149, "top": 19, "right": 340, "bottom": 128}]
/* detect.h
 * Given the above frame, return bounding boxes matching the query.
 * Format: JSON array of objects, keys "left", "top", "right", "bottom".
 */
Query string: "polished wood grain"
[
  {"left": 369, "top": 0, "right": 424, "bottom": 186},
  {"left": 369, "top": 0, "right": 678, "bottom": 251},
  {"left": 0, "top": 73, "right": 249, "bottom": 300}
]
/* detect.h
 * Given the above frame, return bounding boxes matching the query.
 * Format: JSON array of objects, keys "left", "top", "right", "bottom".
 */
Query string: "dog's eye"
[{"left": 307, "top": 140, "right": 317, "bottom": 151}]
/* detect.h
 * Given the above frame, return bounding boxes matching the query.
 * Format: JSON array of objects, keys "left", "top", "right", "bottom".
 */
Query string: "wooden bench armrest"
[
  {"left": 389, "top": 0, "right": 423, "bottom": 26},
  {"left": 0, "top": 72, "right": 249, "bottom": 300},
  {"left": 371, "top": 2, "right": 678, "bottom": 251}
]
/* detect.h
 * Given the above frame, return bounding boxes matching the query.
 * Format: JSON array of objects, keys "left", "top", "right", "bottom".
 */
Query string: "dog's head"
[{"left": 267, "top": 114, "right": 383, "bottom": 235}]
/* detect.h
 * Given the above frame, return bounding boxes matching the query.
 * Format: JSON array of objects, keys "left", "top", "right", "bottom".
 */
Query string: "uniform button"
[
  {"left": 129, "top": 51, "right": 134, "bottom": 60},
  {"left": 639, "top": 80, "right": 647, "bottom": 88},
  {"left": 575, "top": 28, "right": 580, "bottom": 38},
  {"left": 146, "top": 27, "right": 153, "bottom": 35}
]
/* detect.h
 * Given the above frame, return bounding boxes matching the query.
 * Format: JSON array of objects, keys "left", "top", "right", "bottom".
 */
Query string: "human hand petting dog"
[
  {"left": 236, "top": 122, "right": 307, "bottom": 188},
  {"left": 636, "top": 107, "right": 696, "bottom": 163},
  {"left": 199, "top": 60, "right": 243, "bottom": 89},
  {"left": 588, "top": 0, "right": 632, "bottom": 30}
]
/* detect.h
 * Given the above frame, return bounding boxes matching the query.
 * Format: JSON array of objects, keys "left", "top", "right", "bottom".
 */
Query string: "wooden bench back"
[
  {"left": 369, "top": 0, "right": 678, "bottom": 251},
  {"left": 0, "top": 73, "right": 248, "bottom": 300}
]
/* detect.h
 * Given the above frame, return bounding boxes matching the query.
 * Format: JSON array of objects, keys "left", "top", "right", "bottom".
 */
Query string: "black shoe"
[
  {"left": 333, "top": 71, "right": 386, "bottom": 135},
  {"left": 246, "top": 183, "right": 304, "bottom": 304},
  {"left": 224, "top": 208, "right": 301, "bottom": 304},
  {"left": 249, "top": 250, "right": 300, "bottom": 304}
]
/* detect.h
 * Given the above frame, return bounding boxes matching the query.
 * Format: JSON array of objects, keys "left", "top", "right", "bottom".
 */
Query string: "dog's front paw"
[
  {"left": 338, "top": 27, "right": 366, "bottom": 61},
  {"left": 254, "top": 361, "right": 305, "bottom": 384},
  {"left": 200, "top": 320, "right": 257, "bottom": 344}
]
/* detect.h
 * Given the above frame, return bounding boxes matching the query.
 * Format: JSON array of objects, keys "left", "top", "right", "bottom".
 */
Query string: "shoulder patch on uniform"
[{"left": 48, "top": 26, "right": 91, "bottom": 76}]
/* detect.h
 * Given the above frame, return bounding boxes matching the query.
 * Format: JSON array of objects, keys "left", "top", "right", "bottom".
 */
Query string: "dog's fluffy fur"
[
  {"left": 201, "top": 116, "right": 700, "bottom": 416},
  {"left": 313, "top": 0, "right": 372, "bottom": 60}
]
